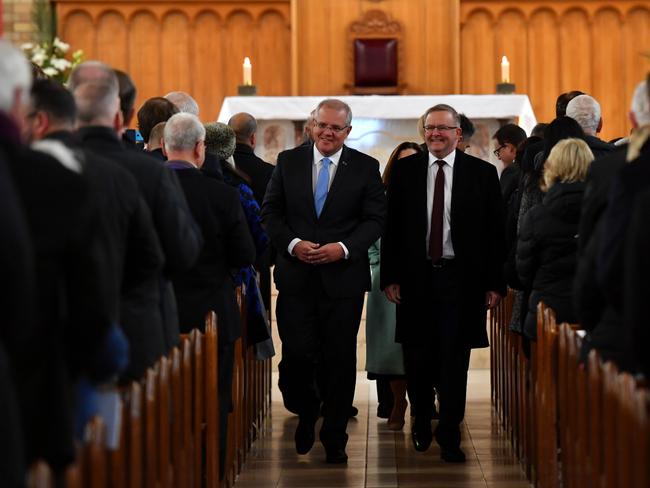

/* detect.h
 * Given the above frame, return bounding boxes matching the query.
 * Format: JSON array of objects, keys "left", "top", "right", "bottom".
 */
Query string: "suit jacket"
[
  {"left": 42, "top": 131, "right": 164, "bottom": 381},
  {"left": 233, "top": 143, "right": 274, "bottom": 206},
  {"left": 381, "top": 149, "right": 505, "bottom": 348},
  {"left": 261, "top": 143, "right": 385, "bottom": 298},
  {"left": 169, "top": 162, "right": 256, "bottom": 342},
  {"left": 78, "top": 126, "right": 202, "bottom": 352}
]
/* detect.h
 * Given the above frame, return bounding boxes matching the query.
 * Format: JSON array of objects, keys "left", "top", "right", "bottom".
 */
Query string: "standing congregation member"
[
  {"left": 382, "top": 104, "right": 505, "bottom": 463},
  {"left": 163, "top": 113, "right": 256, "bottom": 478},
  {"left": 261, "top": 99, "right": 386, "bottom": 464}
]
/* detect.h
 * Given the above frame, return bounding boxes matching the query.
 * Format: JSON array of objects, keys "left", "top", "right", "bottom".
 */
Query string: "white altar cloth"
[{"left": 217, "top": 94, "right": 537, "bottom": 135}]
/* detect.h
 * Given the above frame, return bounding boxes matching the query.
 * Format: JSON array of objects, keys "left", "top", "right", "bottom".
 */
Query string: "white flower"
[
  {"left": 43, "top": 67, "right": 59, "bottom": 77},
  {"left": 31, "top": 51, "right": 47, "bottom": 65},
  {"left": 51, "top": 58, "right": 71, "bottom": 71},
  {"left": 21, "top": 43, "right": 34, "bottom": 51},
  {"left": 53, "top": 38, "right": 70, "bottom": 52}
]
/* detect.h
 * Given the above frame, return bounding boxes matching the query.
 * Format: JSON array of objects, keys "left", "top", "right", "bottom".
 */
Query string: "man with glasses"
[
  {"left": 382, "top": 104, "right": 505, "bottom": 463},
  {"left": 262, "top": 98, "right": 385, "bottom": 464}
]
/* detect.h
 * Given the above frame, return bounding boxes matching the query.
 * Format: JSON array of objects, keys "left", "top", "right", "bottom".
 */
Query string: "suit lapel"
[
  {"left": 450, "top": 149, "right": 467, "bottom": 228},
  {"left": 297, "top": 145, "right": 318, "bottom": 218},
  {"left": 415, "top": 152, "right": 429, "bottom": 230}
]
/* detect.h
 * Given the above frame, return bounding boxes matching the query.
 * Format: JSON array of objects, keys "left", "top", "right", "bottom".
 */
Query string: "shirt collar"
[
  {"left": 428, "top": 149, "right": 456, "bottom": 168},
  {"left": 313, "top": 145, "right": 343, "bottom": 166},
  {"left": 167, "top": 159, "right": 197, "bottom": 170}
]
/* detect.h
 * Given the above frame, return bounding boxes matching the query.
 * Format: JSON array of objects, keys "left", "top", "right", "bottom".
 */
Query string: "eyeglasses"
[
  {"left": 423, "top": 125, "right": 458, "bottom": 133},
  {"left": 493, "top": 144, "right": 507, "bottom": 157},
  {"left": 314, "top": 121, "right": 349, "bottom": 133}
]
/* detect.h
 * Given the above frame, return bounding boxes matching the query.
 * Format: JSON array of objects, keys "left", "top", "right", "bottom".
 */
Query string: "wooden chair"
[
  {"left": 190, "top": 329, "right": 203, "bottom": 488},
  {"left": 27, "top": 460, "right": 53, "bottom": 488},
  {"left": 180, "top": 338, "right": 192, "bottom": 488},
  {"left": 144, "top": 367, "right": 159, "bottom": 488},
  {"left": 107, "top": 394, "right": 126, "bottom": 488},
  {"left": 82, "top": 417, "right": 107, "bottom": 488},
  {"left": 602, "top": 361, "right": 619, "bottom": 488},
  {"left": 170, "top": 347, "right": 186, "bottom": 488},
  {"left": 124, "top": 382, "right": 143, "bottom": 488},
  {"left": 157, "top": 357, "right": 172, "bottom": 487},
  {"left": 587, "top": 350, "right": 604, "bottom": 488},
  {"left": 203, "top": 312, "right": 219, "bottom": 488}
]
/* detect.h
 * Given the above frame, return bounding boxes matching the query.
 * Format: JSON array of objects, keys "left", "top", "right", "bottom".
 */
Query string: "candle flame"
[{"left": 244, "top": 57, "right": 251, "bottom": 67}]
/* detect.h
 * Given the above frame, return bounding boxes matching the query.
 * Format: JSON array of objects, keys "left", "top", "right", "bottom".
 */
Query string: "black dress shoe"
[
  {"left": 411, "top": 429, "right": 433, "bottom": 452},
  {"left": 377, "top": 403, "right": 392, "bottom": 419},
  {"left": 325, "top": 448, "right": 348, "bottom": 464},
  {"left": 295, "top": 417, "right": 316, "bottom": 454},
  {"left": 440, "top": 446, "right": 466, "bottom": 463},
  {"left": 320, "top": 405, "right": 359, "bottom": 418}
]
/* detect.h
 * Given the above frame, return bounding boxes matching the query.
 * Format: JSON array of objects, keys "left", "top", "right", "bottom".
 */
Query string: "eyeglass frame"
[
  {"left": 493, "top": 144, "right": 507, "bottom": 157},
  {"left": 423, "top": 125, "right": 459, "bottom": 133},
  {"left": 314, "top": 121, "right": 350, "bottom": 133}
]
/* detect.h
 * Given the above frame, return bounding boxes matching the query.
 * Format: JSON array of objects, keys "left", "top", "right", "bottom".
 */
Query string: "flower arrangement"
[{"left": 22, "top": 37, "right": 83, "bottom": 84}]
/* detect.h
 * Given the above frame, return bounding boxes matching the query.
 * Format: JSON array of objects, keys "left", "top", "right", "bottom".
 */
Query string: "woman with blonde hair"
[{"left": 516, "top": 138, "right": 594, "bottom": 340}]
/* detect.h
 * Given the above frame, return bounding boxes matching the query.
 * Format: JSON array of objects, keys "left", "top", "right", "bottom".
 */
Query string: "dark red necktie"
[{"left": 428, "top": 160, "right": 445, "bottom": 263}]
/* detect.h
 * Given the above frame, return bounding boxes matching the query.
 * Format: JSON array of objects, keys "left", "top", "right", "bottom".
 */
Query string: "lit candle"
[
  {"left": 501, "top": 55, "right": 510, "bottom": 84},
  {"left": 243, "top": 57, "right": 252, "bottom": 86}
]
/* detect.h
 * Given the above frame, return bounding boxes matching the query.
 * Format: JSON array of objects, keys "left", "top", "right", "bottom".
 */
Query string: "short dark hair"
[
  {"left": 493, "top": 123, "right": 527, "bottom": 146},
  {"left": 542, "top": 116, "right": 585, "bottom": 162},
  {"left": 459, "top": 114, "right": 475, "bottom": 139},
  {"left": 556, "top": 90, "right": 585, "bottom": 117},
  {"left": 422, "top": 104, "right": 461, "bottom": 127},
  {"left": 531, "top": 123, "right": 548, "bottom": 139},
  {"left": 114, "top": 69, "right": 136, "bottom": 123},
  {"left": 137, "top": 97, "right": 179, "bottom": 143},
  {"left": 31, "top": 78, "right": 76, "bottom": 126}
]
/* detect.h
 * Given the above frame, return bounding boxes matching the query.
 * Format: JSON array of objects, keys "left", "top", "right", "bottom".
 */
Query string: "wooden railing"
[
  {"left": 27, "top": 287, "right": 272, "bottom": 488},
  {"left": 491, "top": 291, "right": 650, "bottom": 488}
]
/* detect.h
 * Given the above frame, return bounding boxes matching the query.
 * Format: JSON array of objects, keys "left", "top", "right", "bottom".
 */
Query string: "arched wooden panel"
[
  {"left": 160, "top": 11, "right": 191, "bottom": 97},
  {"left": 461, "top": 9, "right": 495, "bottom": 94},
  {"left": 192, "top": 11, "right": 223, "bottom": 120},
  {"left": 96, "top": 11, "right": 127, "bottom": 72},
  {"left": 559, "top": 8, "right": 591, "bottom": 94},
  {"left": 224, "top": 11, "right": 254, "bottom": 97},
  {"left": 528, "top": 9, "right": 560, "bottom": 123},
  {"left": 129, "top": 11, "right": 161, "bottom": 109},
  {"left": 624, "top": 6, "right": 650, "bottom": 132},
  {"left": 256, "top": 10, "right": 290, "bottom": 96},
  {"left": 61, "top": 10, "right": 95, "bottom": 61},
  {"left": 494, "top": 9, "right": 528, "bottom": 94},
  {"left": 593, "top": 8, "right": 625, "bottom": 138}
]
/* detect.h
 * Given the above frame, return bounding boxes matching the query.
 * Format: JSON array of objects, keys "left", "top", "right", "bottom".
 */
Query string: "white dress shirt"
[{"left": 426, "top": 150, "right": 455, "bottom": 259}]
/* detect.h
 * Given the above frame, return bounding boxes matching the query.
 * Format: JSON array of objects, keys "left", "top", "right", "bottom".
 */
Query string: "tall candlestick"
[
  {"left": 501, "top": 56, "right": 510, "bottom": 84},
  {"left": 243, "top": 57, "right": 252, "bottom": 86}
]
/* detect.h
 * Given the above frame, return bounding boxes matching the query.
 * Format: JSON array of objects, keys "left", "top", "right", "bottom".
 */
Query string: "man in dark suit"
[
  {"left": 382, "top": 104, "right": 505, "bottom": 463},
  {"left": 25, "top": 78, "right": 163, "bottom": 381},
  {"left": 261, "top": 99, "right": 385, "bottom": 463},
  {"left": 228, "top": 112, "right": 276, "bottom": 312},
  {"left": 163, "top": 112, "right": 255, "bottom": 478},
  {"left": 72, "top": 64, "right": 202, "bottom": 363}
]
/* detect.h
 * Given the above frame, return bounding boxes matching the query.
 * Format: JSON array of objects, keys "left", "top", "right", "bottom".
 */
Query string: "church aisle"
[{"left": 233, "top": 371, "right": 530, "bottom": 488}]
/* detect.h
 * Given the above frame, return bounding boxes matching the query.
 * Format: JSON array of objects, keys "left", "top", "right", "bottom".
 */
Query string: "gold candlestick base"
[
  {"left": 237, "top": 85, "right": 257, "bottom": 96},
  {"left": 496, "top": 83, "right": 515, "bottom": 94}
]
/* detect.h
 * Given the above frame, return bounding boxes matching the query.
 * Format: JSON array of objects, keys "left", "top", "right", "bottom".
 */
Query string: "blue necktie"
[{"left": 314, "top": 157, "right": 331, "bottom": 217}]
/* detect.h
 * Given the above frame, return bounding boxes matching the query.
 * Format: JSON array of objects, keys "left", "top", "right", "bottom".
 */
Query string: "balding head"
[
  {"left": 228, "top": 112, "right": 257, "bottom": 147},
  {"left": 164, "top": 91, "right": 199, "bottom": 116},
  {"left": 148, "top": 122, "right": 166, "bottom": 150},
  {"left": 68, "top": 61, "right": 118, "bottom": 92},
  {"left": 566, "top": 95, "right": 602, "bottom": 136},
  {"left": 74, "top": 81, "right": 121, "bottom": 129}
]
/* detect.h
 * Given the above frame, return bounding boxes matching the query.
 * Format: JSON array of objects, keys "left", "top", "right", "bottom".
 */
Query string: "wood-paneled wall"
[
  {"left": 57, "top": 0, "right": 291, "bottom": 122},
  {"left": 461, "top": 1, "right": 650, "bottom": 140},
  {"left": 56, "top": 0, "right": 650, "bottom": 139}
]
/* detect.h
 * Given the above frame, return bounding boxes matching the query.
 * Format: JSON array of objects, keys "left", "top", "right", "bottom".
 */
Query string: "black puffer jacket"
[{"left": 517, "top": 181, "right": 584, "bottom": 339}]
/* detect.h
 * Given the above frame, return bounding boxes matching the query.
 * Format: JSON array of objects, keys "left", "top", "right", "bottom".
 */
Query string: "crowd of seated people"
[{"left": 1, "top": 33, "right": 649, "bottom": 484}]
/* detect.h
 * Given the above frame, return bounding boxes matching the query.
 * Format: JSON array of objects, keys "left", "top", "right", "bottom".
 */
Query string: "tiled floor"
[{"left": 234, "top": 370, "right": 530, "bottom": 488}]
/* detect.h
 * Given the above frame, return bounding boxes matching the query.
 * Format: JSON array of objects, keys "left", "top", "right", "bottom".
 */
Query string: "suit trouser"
[
  {"left": 403, "top": 261, "right": 471, "bottom": 449},
  {"left": 276, "top": 275, "right": 364, "bottom": 449}
]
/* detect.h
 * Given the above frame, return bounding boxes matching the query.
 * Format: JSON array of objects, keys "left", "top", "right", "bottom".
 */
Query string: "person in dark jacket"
[
  {"left": 493, "top": 123, "right": 527, "bottom": 206},
  {"left": 72, "top": 64, "right": 202, "bottom": 363},
  {"left": 164, "top": 113, "right": 255, "bottom": 478},
  {"left": 566, "top": 94, "right": 616, "bottom": 159},
  {"left": 517, "top": 138, "right": 594, "bottom": 340}
]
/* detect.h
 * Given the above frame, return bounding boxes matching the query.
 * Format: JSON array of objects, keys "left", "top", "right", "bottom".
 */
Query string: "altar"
[{"left": 217, "top": 95, "right": 537, "bottom": 171}]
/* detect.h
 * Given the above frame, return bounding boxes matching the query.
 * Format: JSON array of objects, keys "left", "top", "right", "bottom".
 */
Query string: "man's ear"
[
  {"left": 629, "top": 110, "right": 639, "bottom": 130},
  {"left": 250, "top": 132, "right": 256, "bottom": 147},
  {"left": 34, "top": 111, "right": 49, "bottom": 139},
  {"left": 113, "top": 109, "right": 124, "bottom": 134},
  {"left": 596, "top": 117, "right": 603, "bottom": 134},
  {"left": 162, "top": 141, "right": 168, "bottom": 157}
]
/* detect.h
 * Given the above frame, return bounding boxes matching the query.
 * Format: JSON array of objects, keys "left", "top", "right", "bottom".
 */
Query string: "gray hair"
[
  {"left": 68, "top": 61, "right": 118, "bottom": 92},
  {"left": 422, "top": 104, "right": 461, "bottom": 127},
  {"left": 74, "top": 81, "right": 120, "bottom": 126},
  {"left": 0, "top": 40, "right": 32, "bottom": 114},
  {"left": 204, "top": 122, "right": 236, "bottom": 159},
  {"left": 164, "top": 91, "right": 199, "bottom": 116},
  {"left": 316, "top": 99, "right": 352, "bottom": 126},
  {"left": 566, "top": 95, "right": 601, "bottom": 135},
  {"left": 631, "top": 78, "right": 650, "bottom": 127},
  {"left": 164, "top": 113, "right": 205, "bottom": 151}
]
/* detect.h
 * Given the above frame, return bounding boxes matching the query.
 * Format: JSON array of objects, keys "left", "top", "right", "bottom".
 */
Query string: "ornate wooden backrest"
[{"left": 346, "top": 10, "right": 405, "bottom": 95}]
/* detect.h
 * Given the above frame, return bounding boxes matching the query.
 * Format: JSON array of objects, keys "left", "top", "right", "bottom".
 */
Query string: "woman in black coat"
[{"left": 517, "top": 138, "right": 594, "bottom": 340}]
